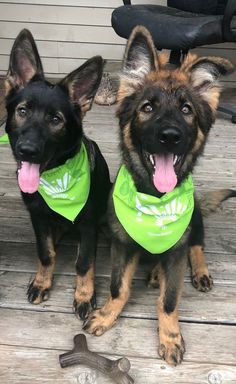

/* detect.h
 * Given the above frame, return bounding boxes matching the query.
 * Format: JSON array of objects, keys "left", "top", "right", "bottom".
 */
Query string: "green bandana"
[
  {"left": 113, "top": 165, "right": 194, "bottom": 254},
  {"left": 38, "top": 142, "right": 90, "bottom": 222},
  {"left": 0, "top": 133, "right": 9, "bottom": 144}
]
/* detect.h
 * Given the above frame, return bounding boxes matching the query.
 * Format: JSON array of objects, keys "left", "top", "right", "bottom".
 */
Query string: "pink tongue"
[
  {"left": 18, "top": 162, "right": 40, "bottom": 193},
  {"left": 153, "top": 153, "right": 177, "bottom": 193}
]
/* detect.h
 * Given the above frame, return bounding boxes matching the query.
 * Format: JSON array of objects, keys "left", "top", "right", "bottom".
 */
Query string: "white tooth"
[
  {"left": 150, "top": 155, "right": 155, "bottom": 165},
  {"left": 174, "top": 155, "right": 178, "bottom": 165}
]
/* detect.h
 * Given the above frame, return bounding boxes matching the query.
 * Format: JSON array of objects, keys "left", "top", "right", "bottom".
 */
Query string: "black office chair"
[{"left": 112, "top": 0, "right": 236, "bottom": 122}]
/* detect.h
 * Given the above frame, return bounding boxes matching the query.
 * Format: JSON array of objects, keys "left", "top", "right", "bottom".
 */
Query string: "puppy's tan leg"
[
  {"left": 73, "top": 224, "right": 97, "bottom": 320},
  {"left": 84, "top": 243, "right": 139, "bottom": 336},
  {"left": 28, "top": 236, "right": 56, "bottom": 304},
  {"left": 157, "top": 251, "right": 186, "bottom": 366},
  {"left": 189, "top": 200, "right": 213, "bottom": 292},
  {"left": 74, "top": 264, "right": 96, "bottom": 319},
  {"left": 189, "top": 245, "right": 213, "bottom": 292}
]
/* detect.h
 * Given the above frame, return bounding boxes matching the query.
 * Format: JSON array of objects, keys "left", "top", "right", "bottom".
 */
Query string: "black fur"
[{"left": 5, "top": 29, "right": 111, "bottom": 319}]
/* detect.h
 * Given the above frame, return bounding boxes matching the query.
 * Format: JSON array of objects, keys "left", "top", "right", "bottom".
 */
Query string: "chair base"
[{"left": 218, "top": 103, "right": 236, "bottom": 124}]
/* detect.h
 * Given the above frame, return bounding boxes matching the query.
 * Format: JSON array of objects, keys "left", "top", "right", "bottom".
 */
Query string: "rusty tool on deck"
[{"left": 59, "top": 333, "right": 134, "bottom": 384}]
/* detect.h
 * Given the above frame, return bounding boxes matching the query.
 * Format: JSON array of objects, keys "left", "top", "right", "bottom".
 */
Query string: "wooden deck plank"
[
  {"left": 1, "top": 344, "right": 236, "bottom": 384},
  {"left": 1, "top": 239, "right": 236, "bottom": 284},
  {"left": 0, "top": 271, "right": 236, "bottom": 324},
  {"left": 1, "top": 216, "right": 236, "bottom": 261},
  {"left": 1, "top": 308, "right": 236, "bottom": 365},
  {"left": 0, "top": 191, "right": 236, "bottom": 222}
]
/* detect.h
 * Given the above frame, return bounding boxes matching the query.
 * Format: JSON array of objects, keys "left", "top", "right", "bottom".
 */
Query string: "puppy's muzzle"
[
  {"left": 158, "top": 127, "right": 183, "bottom": 152},
  {"left": 17, "top": 141, "right": 42, "bottom": 161}
]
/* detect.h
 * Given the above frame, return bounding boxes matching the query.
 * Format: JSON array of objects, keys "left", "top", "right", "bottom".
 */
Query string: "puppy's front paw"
[
  {"left": 83, "top": 308, "right": 117, "bottom": 336},
  {"left": 27, "top": 280, "right": 51, "bottom": 304},
  {"left": 73, "top": 292, "right": 97, "bottom": 320},
  {"left": 192, "top": 273, "right": 213, "bottom": 292},
  {"left": 158, "top": 334, "right": 185, "bottom": 366}
]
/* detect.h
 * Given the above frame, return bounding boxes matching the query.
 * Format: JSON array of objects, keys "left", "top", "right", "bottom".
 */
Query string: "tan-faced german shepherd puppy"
[{"left": 84, "top": 26, "right": 234, "bottom": 365}]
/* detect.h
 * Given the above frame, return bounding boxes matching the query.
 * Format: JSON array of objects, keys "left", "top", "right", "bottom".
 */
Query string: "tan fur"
[
  {"left": 181, "top": 55, "right": 234, "bottom": 112},
  {"left": 70, "top": 86, "right": 90, "bottom": 118},
  {"left": 74, "top": 265, "right": 95, "bottom": 303},
  {"left": 5, "top": 79, "right": 13, "bottom": 96},
  {"left": 84, "top": 253, "right": 139, "bottom": 336},
  {"left": 148, "top": 68, "right": 188, "bottom": 87},
  {"left": 188, "top": 246, "right": 212, "bottom": 290},
  {"left": 49, "top": 111, "right": 66, "bottom": 135},
  {"left": 13, "top": 101, "right": 28, "bottom": 127},
  {"left": 200, "top": 189, "right": 236, "bottom": 216},
  {"left": 31, "top": 236, "right": 56, "bottom": 304},
  {"left": 192, "top": 127, "right": 205, "bottom": 153},
  {"left": 203, "top": 86, "right": 221, "bottom": 112},
  {"left": 118, "top": 65, "right": 190, "bottom": 105},
  {"left": 183, "top": 55, "right": 234, "bottom": 75},
  {"left": 158, "top": 52, "right": 169, "bottom": 69},
  {"left": 123, "top": 122, "right": 134, "bottom": 151},
  {"left": 157, "top": 265, "right": 185, "bottom": 365},
  {"left": 179, "top": 53, "right": 199, "bottom": 72},
  {"left": 117, "top": 76, "right": 140, "bottom": 101}
]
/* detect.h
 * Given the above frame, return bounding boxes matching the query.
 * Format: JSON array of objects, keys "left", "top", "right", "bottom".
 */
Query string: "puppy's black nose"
[
  {"left": 159, "top": 127, "right": 182, "bottom": 146},
  {"left": 18, "top": 143, "right": 40, "bottom": 158}
]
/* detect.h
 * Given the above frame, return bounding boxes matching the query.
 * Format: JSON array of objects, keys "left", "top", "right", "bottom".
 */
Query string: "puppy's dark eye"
[
  {"left": 181, "top": 103, "right": 192, "bottom": 115},
  {"left": 141, "top": 102, "right": 153, "bottom": 113},
  {"left": 17, "top": 106, "right": 27, "bottom": 118},
  {"left": 51, "top": 114, "right": 62, "bottom": 125}
]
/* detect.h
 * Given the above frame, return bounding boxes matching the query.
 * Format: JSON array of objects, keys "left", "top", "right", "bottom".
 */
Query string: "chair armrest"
[
  {"left": 123, "top": 0, "right": 131, "bottom": 4},
  {"left": 222, "top": 0, "right": 236, "bottom": 41}
]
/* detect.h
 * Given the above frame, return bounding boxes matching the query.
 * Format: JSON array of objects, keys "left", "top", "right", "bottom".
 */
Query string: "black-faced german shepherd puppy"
[
  {"left": 5, "top": 29, "right": 111, "bottom": 320},
  {"left": 84, "top": 26, "right": 234, "bottom": 364}
]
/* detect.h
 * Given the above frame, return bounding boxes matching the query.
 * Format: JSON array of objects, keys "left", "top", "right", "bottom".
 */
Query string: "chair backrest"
[{"left": 167, "top": 0, "right": 227, "bottom": 15}]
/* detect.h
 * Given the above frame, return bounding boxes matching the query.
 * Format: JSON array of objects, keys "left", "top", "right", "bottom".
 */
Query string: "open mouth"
[
  {"left": 17, "top": 161, "right": 41, "bottom": 194},
  {"left": 146, "top": 152, "right": 183, "bottom": 193}
]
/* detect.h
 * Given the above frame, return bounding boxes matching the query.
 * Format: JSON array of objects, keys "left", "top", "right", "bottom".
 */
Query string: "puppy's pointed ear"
[
  {"left": 59, "top": 56, "right": 104, "bottom": 116},
  {"left": 118, "top": 26, "right": 159, "bottom": 100},
  {"left": 123, "top": 25, "right": 158, "bottom": 77},
  {"left": 5, "top": 29, "right": 44, "bottom": 95},
  {"left": 183, "top": 55, "right": 234, "bottom": 111}
]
